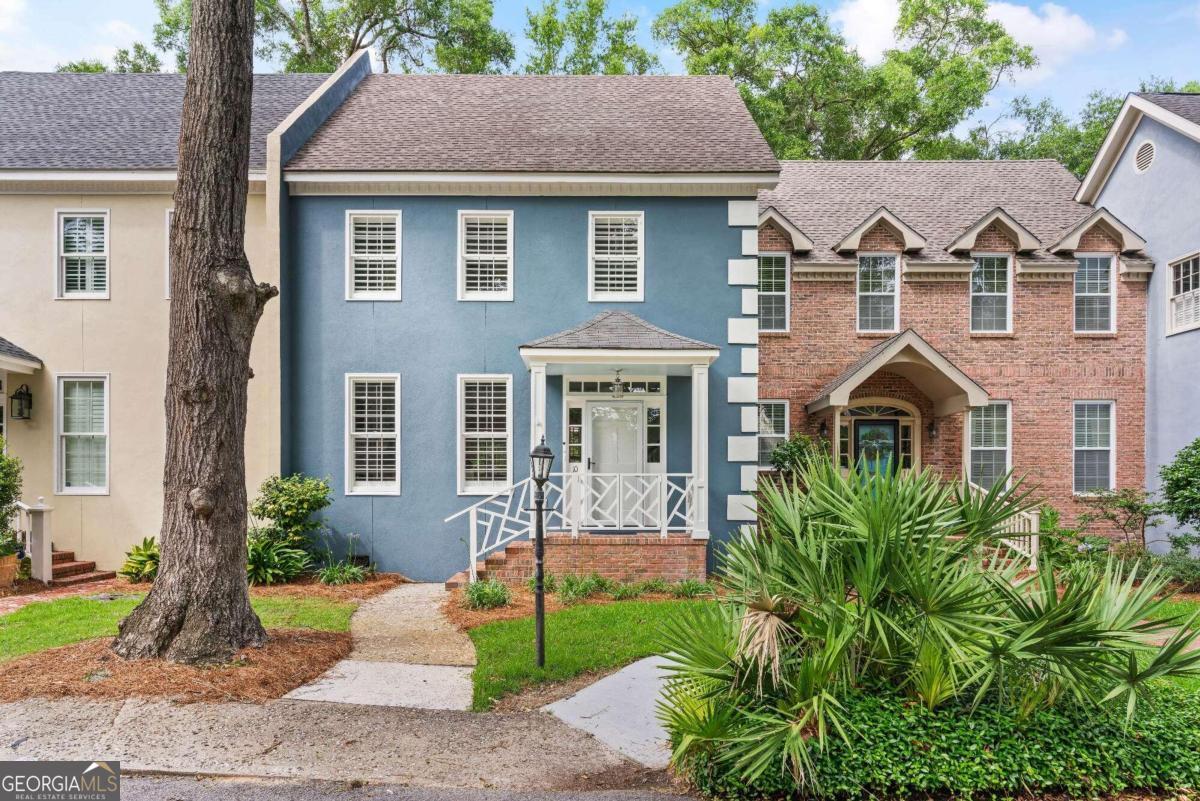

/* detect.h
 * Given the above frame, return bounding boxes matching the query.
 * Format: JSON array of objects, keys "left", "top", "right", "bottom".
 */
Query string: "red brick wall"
[
  {"left": 485, "top": 535, "right": 707, "bottom": 585},
  {"left": 759, "top": 221, "right": 1147, "bottom": 530}
]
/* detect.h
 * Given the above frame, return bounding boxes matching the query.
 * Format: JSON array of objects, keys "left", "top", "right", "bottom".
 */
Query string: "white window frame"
[
  {"left": 965, "top": 400, "right": 1011, "bottom": 489},
  {"left": 55, "top": 209, "right": 110, "bottom": 300},
  {"left": 969, "top": 253, "right": 1013, "bottom": 334},
  {"left": 344, "top": 210, "right": 402, "bottom": 301},
  {"left": 587, "top": 210, "right": 645, "bottom": 303},
  {"left": 457, "top": 210, "right": 514, "bottom": 302},
  {"left": 55, "top": 373, "right": 110, "bottom": 496},
  {"left": 1073, "top": 252, "right": 1117, "bottom": 334},
  {"left": 1167, "top": 250, "right": 1200, "bottom": 337},
  {"left": 1072, "top": 400, "right": 1116, "bottom": 496},
  {"left": 164, "top": 208, "right": 174, "bottom": 300},
  {"left": 856, "top": 252, "right": 900, "bottom": 334},
  {"left": 344, "top": 373, "right": 401, "bottom": 496},
  {"left": 758, "top": 252, "right": 790, "bottom": 333},
  {"left": 456, "top": 373, "right": 513, "bottom": 496},
  {"left": 757, "top": 400, "right": 789, "bottom": 471}
]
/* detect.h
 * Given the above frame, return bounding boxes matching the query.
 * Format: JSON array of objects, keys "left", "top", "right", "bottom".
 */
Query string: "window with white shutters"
[
  {"left": 971, "top": 255, "right": 1011, "bottom": 332},
  {"left": 458, "top": 211, "right": 513, "bottom": 300},
  {"left": 58, "top": 213, "right": 109, "bottom": 298},
  {"left": 458, "top": 375, "right": 511, "bottom": 494},
  {"left": 968, "top": 402, "right": 1010, "bottom": 490},
  {"left": 58, "top": 376, "right": 108, "bottom": 493},
  {"left": 346, "top": 212, "right": 401, "bottom": 299},
  {"left": 1074, "top": 256, "right": 1114, "bottom": 332},
  {"left": 857, "top": 255, "right": 899, "bottom": 332},
  {"left": 346, "top": 375, "right": 400, "bottom": 494},
  {"left": 1170, "top": 254, "right": 1200, "bottom": 335},
  {"left": 758, "top": 401, "right": 788, "bottom": 469},
  {"left": 758, "top": 255, "right": 789, "bottom": 332},
  {"left": 589, "top": 212, "right": 643, "bottom": 301},
  {"left": 1074, "top": 401, "right": 1114, "bottom": 494}
]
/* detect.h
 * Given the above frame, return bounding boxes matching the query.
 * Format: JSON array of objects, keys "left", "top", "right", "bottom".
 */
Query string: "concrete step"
[{"left": 49, "top": 570, "right": 117, "bottom": 587}]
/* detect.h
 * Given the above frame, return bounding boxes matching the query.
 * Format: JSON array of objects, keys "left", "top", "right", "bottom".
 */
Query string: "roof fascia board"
[
  {"left": 759, "top": 207, "right": 814, "bottom": 251},
  {"left": 519, "top": 347, "right": 720, "bottom": 368},
  {"left": 835, "top": 207, "right": 927, "bottom": 252},
  {"left": 947, "top": 207, "right": 1042, "bottom": 252},
  {"left": 0, "top": 354, "right": 42, "bottom": 373},
  {"left": 284, "top": 170, "right": 780, "bottom": 186}
]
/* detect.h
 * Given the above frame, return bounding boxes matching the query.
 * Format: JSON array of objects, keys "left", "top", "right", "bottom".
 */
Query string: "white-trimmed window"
[
  {"left": 458, "top": 211, "right": 513, "bottom": 301},
  {"left": 164, "top": 208, "right": 174, "bottom": 300},
  {"left": 968, "top": 402, "right": 1010, "bottom": 490},
  {"left": 457, "top": 374, "right": 512, "bottom": 494},
  {"left": 857, "top": 254, "right": 899, "bottom": 332},
  {"left": 1074, "top": 255, "right": 1115, "bottom": 333},
  {"left": 588, "top": 211, "right": 644, "bottom": 302},
  {"left": 345, "top": 375, "right": 400, "bottom": 495},
  {"left": 758, "top": 401, "right": 788, "bottom": 469},
  {"left": 345, "top": 211, "right": 401, "bottom": 300},
  {"left": 758, "top": 254, "right": 789, "bottom": 332},
  {"left": 57, "top": 375, "right": 109, "bottom": 494},
  {"left": 1169, "top": 253, "right": 1200, "bottom": 335},
  {"left": 970, "top": 254, "right": 1011, "bottom": 333},
  {"left": 57, "top": 211, "right": 109, "bottom": 298},
  {"left": 1073, "top": 400, "right": 1115, "bottom": 494}
]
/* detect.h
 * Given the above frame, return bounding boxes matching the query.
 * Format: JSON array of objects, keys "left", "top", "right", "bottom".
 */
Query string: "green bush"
[
  {"left": 1161, "top": 436, "right": 1200, "bottom": 530},
  {"left": 680, "top": 685, "right": 1200, "bottom": 800},
  {"left": 0, "top": 438, "right": 22, "bottom": 541},
  {"left": 669, "top": 578, "right": 712, "bottom": 598},
  {"left": 557, "top": 573, "right": 613, "bottom": 604},
  {"left": 526, "top": 572, "right": 559, "bottom": 594},
  {"left": 118, "top": 536, "right": 160, "bottom": 582},
  {"left": 0, "top": 529, "right": 19, "bottom": 558},
  {"left": 249, "top": 474, "right": 332, "bottom": 547},
  {"left": 639, "top": 577, "right": 670, "bottom": 594},
  {"left": 464, "top": 579, "right": 512, "bottom": 609},
  {"left": 316, "top": 560, "right": 368, "bottom": 585},
  {"left": 246, "top": 534, "right": 311, "bottom": 586},
  {"left": 768, "top": 432, "right": 829, "bottom": 478},
  {"left": 610, "top": 582, "right": 644, "bottom": 600}
]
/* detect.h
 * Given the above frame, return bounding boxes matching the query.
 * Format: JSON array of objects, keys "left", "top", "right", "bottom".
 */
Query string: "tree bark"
[{"left": 113, "top": 0, "right": 273, "bottom": 664}]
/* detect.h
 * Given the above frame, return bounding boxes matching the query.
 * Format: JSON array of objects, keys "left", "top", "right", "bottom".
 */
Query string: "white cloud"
[
  {"left": 0, "top": 0, "right": 25, "bottom": 35},
  {"left": 986, "top": 2, "right": 1127, "bottom": 82},
  {"left": 830, "top": 0, "right": 899, "bottom": 65}
]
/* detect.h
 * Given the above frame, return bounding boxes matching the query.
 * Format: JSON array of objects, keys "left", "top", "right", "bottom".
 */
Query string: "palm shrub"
[
  {"left": 659, "top": 456, "right": 1200, "bottom": 792},
  {"left": 246, "top": 533, "right": 311, "bottom": 585},
  {"left": 119, "top": 536, "right": 160, "bottom": 582}
]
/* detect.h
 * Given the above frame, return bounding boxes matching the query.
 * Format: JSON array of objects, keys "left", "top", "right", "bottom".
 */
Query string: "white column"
[
  {"left": 832, "top": 407, "right": 843, "bottom": 469},
  {"left": 691, "top": 364, "right": 710, "bottom": 539},
  {"left": 530, "top": 362, "right": 547, "bottom": 451},
  {"left": 27, "top": 498, "right": 53, "bottom": 585}
]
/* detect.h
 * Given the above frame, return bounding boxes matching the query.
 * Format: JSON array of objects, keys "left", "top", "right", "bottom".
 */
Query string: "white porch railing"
[
  {"left": 445, "top": 472, "right": 695, "bottom": 582},
  {"left": 11, "top": 498, "right": 53, "bottom": 584},
  {"left": 967, "top": 482, "right": 1040, "bottom": 572}
]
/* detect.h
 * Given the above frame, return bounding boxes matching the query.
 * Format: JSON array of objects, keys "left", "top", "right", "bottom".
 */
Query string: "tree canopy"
[
  {"left": 523, "top": 0, "right": 658, "bottom": 75},
  {"left": 57, "top": 43, "right": 163, "bottom": 74}
]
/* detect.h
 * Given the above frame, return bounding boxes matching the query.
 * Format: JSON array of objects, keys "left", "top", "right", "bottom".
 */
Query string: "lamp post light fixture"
[
  {"left": 529, "top": 436, "right": 555, "bottom": 669},
  {"left": 8, "top": 384, "right": 32, "bottom": 421}
]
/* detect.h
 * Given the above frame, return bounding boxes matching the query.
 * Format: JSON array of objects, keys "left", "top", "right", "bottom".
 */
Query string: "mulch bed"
[
  {"left": 249, "top": 572, "right": 407, "bottom": 603},
  {"left": 0, "top": 629, "right": 351, "bottom": 703},
  {"left": 443, "top": 586, "right": 685, "bottom": 630}
]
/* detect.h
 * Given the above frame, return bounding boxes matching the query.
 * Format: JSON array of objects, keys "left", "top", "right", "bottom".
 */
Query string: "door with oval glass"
[
  {"left": 585, "top": 400, "right": 643, "bottom": 526},
  {"left": 853, "top": 419, "right": 899, "bottom": 474}
]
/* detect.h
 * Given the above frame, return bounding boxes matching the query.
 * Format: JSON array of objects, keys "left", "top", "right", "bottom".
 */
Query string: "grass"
[
  {"left": 467, "top": 598, "right": 706, "bottom": 711},
  {"left": 1149, "top": 594, "right": 1200, "bottom": 624},
  {"left": 0, "top": 593, "right": 355, "bottom": 662}
]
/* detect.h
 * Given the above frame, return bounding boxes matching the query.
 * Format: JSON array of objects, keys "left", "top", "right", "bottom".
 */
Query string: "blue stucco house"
[
  {"left": 276, "top": 71, "right": 780, "bottom": 582},
  {"left": 1079, "top": 92, "right": 1200, "bottom": 547}
]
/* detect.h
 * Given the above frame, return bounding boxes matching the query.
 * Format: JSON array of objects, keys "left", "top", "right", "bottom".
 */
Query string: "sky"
[{"left": 0, "top": 0, "right": 1197, "bottom": 125}]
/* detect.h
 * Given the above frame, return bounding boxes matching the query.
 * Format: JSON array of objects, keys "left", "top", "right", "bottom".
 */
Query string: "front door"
[
  {"left": 853, "top": 420, "right": 899, "bottom": 474},
  {"left": 586, "top": 401, "right": 643, "bottom": 526}
]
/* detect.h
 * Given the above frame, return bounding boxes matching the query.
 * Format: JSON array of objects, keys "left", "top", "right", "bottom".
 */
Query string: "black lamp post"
[{"left": 530, "top": 436, "right": 555, "bottom": 669}]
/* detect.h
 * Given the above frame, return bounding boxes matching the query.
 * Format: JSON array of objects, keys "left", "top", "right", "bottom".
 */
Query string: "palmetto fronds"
[{"left": 659, "top": 457, "right": 1200, "bottom": 791}]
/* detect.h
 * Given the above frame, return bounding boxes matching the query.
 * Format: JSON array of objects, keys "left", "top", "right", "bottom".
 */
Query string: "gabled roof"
[
  {"left": 521, "top": 310, "right": 717, "bottom": 351},
  {"left": 0, "top": 72, "right": 328, "bottom": 171},
  {"left": 759, "top": 207, "right": 813, "bottom": 251},
  {"left": 834, "top": 207, "right": 926, "bottom": 252},
  {"left": 287, "top": 74, "right": 779, "bottom": 175},
  {"left": 1047, "top": 207, "right": 1147, "bottom": 253},
  {"left": 1077, "top": 92, "right": 1200, "bottom": 203},
  {"left": 808, "top": 329, "right": 988, "bottom": 416},
  {"left": 946, "top": 207, "right": 1041, "bottom": 253},
  {"left": 0, "top": 335, "right": 41, "bottom": 372}
]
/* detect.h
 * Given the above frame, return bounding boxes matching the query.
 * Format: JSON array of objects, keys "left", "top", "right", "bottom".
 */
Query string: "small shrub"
[
  {"left": 557, "top": 573, "right": 612, "bottom": 604},
  {"left": 1161, "top": 436, "right": 1200, "bottom": 529},
  {"left": 464, "top": 579, "right": 512, "bottom": 609},
  {"left": 1078, "top": 487, "right": 1163, "bottom": 551},
  {"left": 526, "top": 572, "right": 559, "bottom": 594},
  {"left": 317, "top": 560, "right": 368, "bottom": 585},
  {"left": 118, "top": 536, "right": 160, "bottom": 582},
  {"left": 768, "top": 432, "right": 829, "bottom": 478},
  {"left": 246, "top": 534, "right": 311, "bottom": 586},
  {"left": 610, "top": 582, "right": 644, "bottom": 600},
  {"left": 249, "top": 474, "right": 332, "bottom": 547},
  {"left": 669, "top": 578, "right": 712, "bottom": 598},
  {"left": 639, "top": 577, "right": 670, "bottom": 594}
]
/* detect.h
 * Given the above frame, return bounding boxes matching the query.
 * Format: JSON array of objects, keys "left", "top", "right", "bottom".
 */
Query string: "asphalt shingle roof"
[
  {"left": 1137, "top": 92, "right": 1200, "bottom": 126},
  {"left": 0, "top": 335, "right": 41, "bottom": 367},
  {"left": 0, "top": 72, "right": 328, "bottom": 170},
  {"left": 288, "top": 74, "right": 779, "bottom": 174},
  {"left": 523, "top": 310, "right": 718, "bottom": 350},
  {"left": 760, "top": 160, "right": 1114, "bottom": 267}
]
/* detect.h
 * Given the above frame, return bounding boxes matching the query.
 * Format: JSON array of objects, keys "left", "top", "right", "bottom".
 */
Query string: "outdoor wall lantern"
[
  {"left": 8, "top": 384, "right": 32, "bottom": 421},
  {"left": 529, "top": 437, "right": 556, "bottom": 668},
  {"left": 927, "top": 418, "right": 939, "bottom": 441},
  {"left": 818, "top": 420, "right": 829, "bottom": 439}
]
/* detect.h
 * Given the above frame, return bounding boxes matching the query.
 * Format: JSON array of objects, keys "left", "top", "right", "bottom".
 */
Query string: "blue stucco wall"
[
  {"left": 1097, "top": 116, "right": 1200, "bottom": 548},
  {"left": 282, "top": 195, "right": 746, "bottom": 580}
]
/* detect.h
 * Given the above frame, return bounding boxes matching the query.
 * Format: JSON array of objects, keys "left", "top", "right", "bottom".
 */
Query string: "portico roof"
[
  {"left": 0, "top": 335, "right": 42, "bottom": 373},
  {"left": 519, "top": 311, "right": 719, "bottom": 371},
  {"left": 807, "top": 329, "right": 988, "bottom": 417}
]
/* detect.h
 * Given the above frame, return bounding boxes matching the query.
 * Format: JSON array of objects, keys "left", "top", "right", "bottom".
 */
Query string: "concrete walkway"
[
  {"left": 285, "top": 583, "right": 476, "bottom": 710},
  {"left": 545, "top": 656, "right": 672, "bottom": 769}
]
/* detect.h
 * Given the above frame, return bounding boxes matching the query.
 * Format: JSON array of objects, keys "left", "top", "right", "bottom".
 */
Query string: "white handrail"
[{"left": 967, "top": 481, "right": 1040, "bottom": 572}]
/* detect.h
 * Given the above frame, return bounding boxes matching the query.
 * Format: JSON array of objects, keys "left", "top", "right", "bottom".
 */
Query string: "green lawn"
[
  {"left": 1149, "top": 594, "right": 1200, "bottom": 624},
  {"left": 467, "top": 599, "right": 705, "bottom": 711},
  {"left": 0, "top": 593, "right": 355, "bottom": 662}
]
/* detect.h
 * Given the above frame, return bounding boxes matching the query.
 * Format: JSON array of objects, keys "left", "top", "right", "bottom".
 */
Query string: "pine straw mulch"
[
  {"left": 442, "top": 585, "right": 685, "bottom": 630},
  {"left": 0, "top": 629, "right": 350, "bottom": 704},
  {"left": 248, "top": 571, "right": 408, "bottom": 602}
]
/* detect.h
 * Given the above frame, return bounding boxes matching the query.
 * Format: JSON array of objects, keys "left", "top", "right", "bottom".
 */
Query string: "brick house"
[{"left": 755, "top": 160, "right": 1153, "bottom": 527}]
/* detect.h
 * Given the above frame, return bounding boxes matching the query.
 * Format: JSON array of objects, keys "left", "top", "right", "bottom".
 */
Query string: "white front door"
[{"left": 586, "top": 401, "right": 642, "bottom": 526}]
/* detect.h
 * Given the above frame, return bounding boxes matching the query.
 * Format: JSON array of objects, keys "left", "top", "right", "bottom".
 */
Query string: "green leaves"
[{"left": 523, "top": 0, "right": 659, "bottom": 74}]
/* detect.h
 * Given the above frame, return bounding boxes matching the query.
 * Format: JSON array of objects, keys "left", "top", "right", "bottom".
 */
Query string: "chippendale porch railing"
[
  {"left": 967, "top": 482, "right": 1041, "bottom": 572},
  {"left": 445, "top": 472, "right": 696, "bottom": 583}
]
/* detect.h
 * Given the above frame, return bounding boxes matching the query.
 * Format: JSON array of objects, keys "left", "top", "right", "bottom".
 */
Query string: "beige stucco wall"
[{"left": 0, "top": 188, "right": 280, "bottom": 571}]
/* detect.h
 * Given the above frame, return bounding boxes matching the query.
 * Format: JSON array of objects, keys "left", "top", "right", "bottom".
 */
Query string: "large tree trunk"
[{"left": 113, "top": 0, "right": 274, "bottom": 664}]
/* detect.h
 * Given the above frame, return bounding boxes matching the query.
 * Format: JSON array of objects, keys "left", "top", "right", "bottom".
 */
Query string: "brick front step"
[
  {"left": 52, "top": 550, "right": 75, "bottom": 564},
  {"left": 49, "top": 570, "right": 118, "bottom": 587},
  {"left": 46, "top": 551, "right": 117, "bottom": 587}
]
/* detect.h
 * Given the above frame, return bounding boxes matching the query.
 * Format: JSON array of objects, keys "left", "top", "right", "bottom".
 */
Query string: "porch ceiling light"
[
  {"left": 8, "top": 384, "right": 31, "bottom": 421},
  {"left": 610, "top": 369, "right": 626, "bottom": 399},
  {"left": 530, "top": 436, "right": 555, "bottom": 485}
]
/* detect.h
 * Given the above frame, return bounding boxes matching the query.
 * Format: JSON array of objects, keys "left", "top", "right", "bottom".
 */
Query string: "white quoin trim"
[
  {"left": 727, "top": 318, "right": 758, "bottom": 345},
  {"left": 740, "top": 464, "right": 759, "bottom": 491},
  {"left": 727, "top": 494, "right": 757, "bottom": 522},
  {"left": 728, "top": 258, "right": 757, "bottom": 285},
  {"left": 740, "top": 288, "right": 758, "bottom": 315},
  {"left": 728, "top": 200, "right": 759, "bottom": 227},
  {"left": 727, "top": 376, "right": 758, "bottom": 404},
  {"left": 740, "top": 406, "right": 758, "bottom": 433},
  {"left": 740, "top": 347, "right": 758, "bottom": 375},
  {"left": 741, "top": 229, "right": 759, "bottom": 256},
  {"left": 690, "top": 364, "right": 710, "bottom": 539},
  {"left": 727, "top": 435, "right": 758, "bottom": 462}
]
